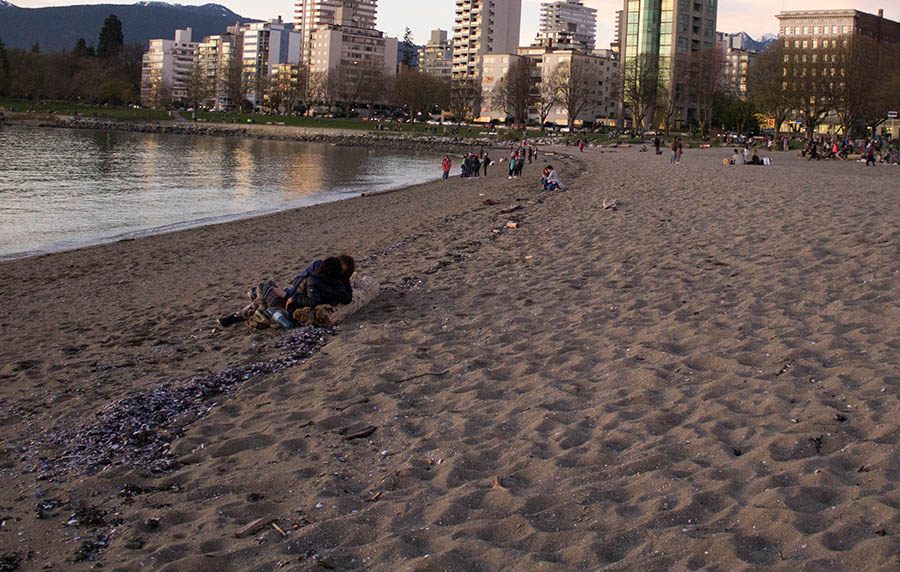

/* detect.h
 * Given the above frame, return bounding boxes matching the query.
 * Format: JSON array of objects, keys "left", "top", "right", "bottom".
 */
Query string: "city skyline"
[{"left": 10, "top": 0, "right": 898, "bottom": 49}]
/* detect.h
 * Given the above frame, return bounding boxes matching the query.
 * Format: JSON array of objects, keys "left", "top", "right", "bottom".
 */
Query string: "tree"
[
  {"left": 97, "top": 14, "right": 124, "bottom": 59},
  {"left": 448, "top": 77, "right": 480, "bottom": 122},
  {"left": 400, "top": 27, "right": 416, "bottom": 68},
  {"left": 622, "top": 52, "right": 661, "bottom": 130},
  {"left": 73, "top": 38, "right": 93, "bottom": 58},
  {"left": 95, "top": 79, "right": 134, "bottom": 105},
  {"left": 270, "top": 64, "right": 308, "bottom": 114},
  {"left": 536, "top": 75, "right": 558, "bottom": 126},
  {"left": 490, "top": 58, "right": 533, "bottom": 124},
  {"left": 329, "top": 62, "right": 382, "bottom": 118},
  {"left": 186, "top": 61, "right": 209, "bottom": 110},
  {"left": 550, "top": 57, "right": 597, "bottom": 130},
  {"left": 749, "top": 43, "right": 794, "bottom": 136},
  {"left": 0, "top": 37, "right": 8, "bottom": 95},
  {"left": 393, "top": 69, "right": 444, "bottom": 120},
  {"left": 687, "top": 46, "right": 724, "bottom": 136},
  {"left": 31, "top": 42, "right": 41, "bottom": 54},
  {"left": 223, "top": 55, "right": 246, "bottom": 110}
]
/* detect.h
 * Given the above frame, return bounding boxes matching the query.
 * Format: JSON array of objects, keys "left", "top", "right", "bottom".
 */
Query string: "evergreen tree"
[
  {"left": 74, "top": 38, "right": 92, "bottom": 58},
  {"left": 97, "top": 14, "right": 124, "bottom": 58},
  {"left": 400, "top": 27, "right": 416, "bottom": 68}
]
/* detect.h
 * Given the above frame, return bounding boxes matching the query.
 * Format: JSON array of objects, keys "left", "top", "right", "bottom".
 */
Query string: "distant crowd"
[{"left": 441, "top": 140, "right": 563, "bottom": 191}]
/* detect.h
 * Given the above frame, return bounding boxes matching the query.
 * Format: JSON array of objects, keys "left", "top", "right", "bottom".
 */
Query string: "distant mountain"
[
  {"left": 728, "top": 31, "right": 776, "bottom": 53},
  {"left": 0, "top": 2, "right": 258, "bottom": 52}
]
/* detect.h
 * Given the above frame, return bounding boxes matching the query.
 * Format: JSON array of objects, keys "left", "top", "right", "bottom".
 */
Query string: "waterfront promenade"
[{"left": 1, "top": 148, "right": 898, "bottom": 570}]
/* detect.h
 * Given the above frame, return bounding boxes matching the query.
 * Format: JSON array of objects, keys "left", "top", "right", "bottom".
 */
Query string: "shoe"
[{"left": 217, "top": 313, "right": 240, "bottom": 327}]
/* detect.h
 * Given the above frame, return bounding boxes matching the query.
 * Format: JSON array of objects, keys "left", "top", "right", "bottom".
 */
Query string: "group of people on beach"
[
  {"left": 441, "top": 141, "right": 542, "bottom": 182},
  {"left": 217, "top": 255, "right": 355, "bottom": 329}
]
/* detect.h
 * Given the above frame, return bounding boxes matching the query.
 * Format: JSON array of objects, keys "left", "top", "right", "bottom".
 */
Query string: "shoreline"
[{"left": 4, "top": 112, "right": 500, "bottom": 152}]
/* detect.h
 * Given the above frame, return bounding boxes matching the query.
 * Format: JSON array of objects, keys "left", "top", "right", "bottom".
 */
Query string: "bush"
[{"left": 94, "top": 80, "right": 134, "bottom": 106}]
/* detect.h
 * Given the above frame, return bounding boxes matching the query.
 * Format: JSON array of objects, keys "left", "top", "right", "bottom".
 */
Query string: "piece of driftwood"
[
  {"left": 292, "top": 275, "right": 380, "bottom": 327},
  {"left": 234, "top": 517, "right": 274, "bottom": 538},
  {"left": 343, "top": 426, "right": 378, "bottom": 441},
  {"left": 602, "top": 198, "right": 618, "bottom": 210},
  {"left": 395, "top": 370, "right": 450, "bottom": 384}
]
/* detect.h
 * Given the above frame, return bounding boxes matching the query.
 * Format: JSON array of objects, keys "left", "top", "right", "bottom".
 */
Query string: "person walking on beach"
[
  {"left": 482, "top": 152, "right": 490, "bottom": 177},
  {"left": 472, "top": 153, "right": 481, "bottom": 177},
  {"left": 508, "top": 151, "right": 517, "bottom": 179},
  {"left": 515, "top": 152, "right": 526, "bottom": 177},
  {"left": 579, "top": 140, "right": 585, "bottom": 152},
  {"left": 866, "top": 141, "right": 877, "bottom": 167},
  {"left": 676, "top": 139, "right": 683, "bottom": 163},
  {"left": 653, "top": 136, "right": 661, "bottom": 155},
  {"left": 670, "top": 138, "right": 678, "bottom": 164},
  {"left": 442, "top": 156, "right": 452, "bottom": 180}
]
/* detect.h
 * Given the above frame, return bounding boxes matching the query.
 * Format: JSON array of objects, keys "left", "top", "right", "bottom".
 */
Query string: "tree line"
[
  {"left": 0, "top": 15, "right": 142, "bottom": 106},
  {"left": 622, "top": 35, "right": 900, "bottom": 139}
]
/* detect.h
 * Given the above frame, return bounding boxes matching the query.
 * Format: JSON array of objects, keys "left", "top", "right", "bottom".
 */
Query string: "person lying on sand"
[{"left": 217, "top": 256, "right": 354, "bottom": 328}]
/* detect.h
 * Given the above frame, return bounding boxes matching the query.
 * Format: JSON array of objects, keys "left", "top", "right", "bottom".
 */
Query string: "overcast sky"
[{"left": 11, "top": 0, "right": 897, "bottom": 48}]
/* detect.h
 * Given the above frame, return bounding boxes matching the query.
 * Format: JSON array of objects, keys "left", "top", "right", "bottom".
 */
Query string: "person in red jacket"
[{"left": 442, "top": 156, "right": 452, "bottom": 180}]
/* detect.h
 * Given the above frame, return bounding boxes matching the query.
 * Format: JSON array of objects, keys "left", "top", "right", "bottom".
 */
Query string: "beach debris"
[
  {"left": 37, "top": 326, "right": 333, "bottom": 476},
  {"left": 0, "top": 552, "right": 22, "bottom": 571},
  {"left": 506, "top": 222, "right": 519, "bottom": 229},
  {"left": 491, "top": 476, "right": 506, "bottom": 490},
  {"left": 602, "top": 198, "right": 618, "bottom": 210},
  {"left": 395, "top": 370, "right": 450, "bottom": 384},
  {"left": 343, "top": 426, "right": 378, "bottom": 441},
  {"left": 500, "top": 205, "right": 523, "bottom": 214},
  {"left": 810, "top": 435, "right": 824, "bottom": 454},
  {"left": 367, "top": 491, "right": 383, "bottom": 502},
  {"left": 272, "top": 523, "right": 287, "bottom": 537},
  {"left": 525, "top": 255, "right": 533, "bottom": 260},
  {"left": 483, "top": 199, "right": 497, "bottom": 205},
  {"left": 235, "top": 517, "right": 275, "bottom": 539},
  {"left": 73, "top": 537, "right": 108, "bottom": 563},
  {"left": 144, "top": 517, "right": 161, "bottom": 531}
]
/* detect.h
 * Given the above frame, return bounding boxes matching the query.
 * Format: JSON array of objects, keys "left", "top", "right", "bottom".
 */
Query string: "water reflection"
[{"left": 0, "top": 126, "right": 440, "bottom": 258}]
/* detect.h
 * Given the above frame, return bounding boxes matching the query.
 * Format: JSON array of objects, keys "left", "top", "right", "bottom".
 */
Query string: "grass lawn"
[{"left": 0, "top": 98, "right": 173, "bottom": 121}]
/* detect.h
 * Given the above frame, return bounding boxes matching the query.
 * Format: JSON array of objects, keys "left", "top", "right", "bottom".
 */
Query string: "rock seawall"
[{"left": 5, "top": 113, "right": 496, "bottom": 152}]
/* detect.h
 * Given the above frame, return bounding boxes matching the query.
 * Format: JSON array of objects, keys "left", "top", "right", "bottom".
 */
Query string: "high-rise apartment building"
[
  {"left": 452, "top": 0, "right": 522, "bottom": 80},
  {"left": 140, "top": 28, "right": 198, "bottom": 107},
  {"left": 241, "top": 19, "right": 303, "bottom": 106},
  {"left": 534, "top": 0, "right": 597, "bottom": 52},
  {"left": 418, "top": 29, "right": 453, "bottom": 79},
  {"left": 294, "top": 0, "right": 377, "bottom": 64},
  {"left": 197, "top": 25, "right": 243, "bottom": 109},
  {"left": 307, "top": 4, "right": 397, "bottom": 77},
  {"left": 621, "top": 0, "right": 718, "bottom": 128}
]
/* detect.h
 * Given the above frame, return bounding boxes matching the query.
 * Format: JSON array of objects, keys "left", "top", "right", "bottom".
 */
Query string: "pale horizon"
[{"left": 9, "top": 0, "right": 898, "bottom": 50}]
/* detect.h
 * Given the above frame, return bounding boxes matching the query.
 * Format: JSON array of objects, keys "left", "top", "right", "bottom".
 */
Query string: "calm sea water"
[{"left": 0, "top": 125, "right": 441, "bottom": 259}]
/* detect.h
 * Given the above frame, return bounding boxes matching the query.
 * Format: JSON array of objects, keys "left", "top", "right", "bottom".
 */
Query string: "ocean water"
[{"left": 0, "top": 125, "right": 442, "bottom": 259}]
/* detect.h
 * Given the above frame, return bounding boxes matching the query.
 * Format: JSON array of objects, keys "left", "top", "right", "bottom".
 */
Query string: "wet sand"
[{"left": 2, "top": 148, "right": 900, "bottom": 571}]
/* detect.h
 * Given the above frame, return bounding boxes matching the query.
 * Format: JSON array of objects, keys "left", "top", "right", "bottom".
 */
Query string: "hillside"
[{"left": 0, "top": 2, "right": 257, "bottom": 52}]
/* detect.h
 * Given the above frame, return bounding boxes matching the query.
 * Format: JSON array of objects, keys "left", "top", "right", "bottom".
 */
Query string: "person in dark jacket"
[{"left": 218, "top": 256, "right": 354, "bottom": 327}]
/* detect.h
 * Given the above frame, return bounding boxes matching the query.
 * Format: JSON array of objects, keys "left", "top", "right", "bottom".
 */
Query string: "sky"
[{"left": 11, "top": 0, "right": 898, "bottom": 48}]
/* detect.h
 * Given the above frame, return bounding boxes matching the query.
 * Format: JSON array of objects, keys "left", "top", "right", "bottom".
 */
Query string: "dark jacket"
[{"left": 286, "top": 273, "right": 352, "bottom": 310}]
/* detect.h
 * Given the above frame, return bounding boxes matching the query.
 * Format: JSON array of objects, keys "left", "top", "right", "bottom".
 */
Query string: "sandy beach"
[{"left": 2, "top": 145, "right": 900, "bottom": 571}]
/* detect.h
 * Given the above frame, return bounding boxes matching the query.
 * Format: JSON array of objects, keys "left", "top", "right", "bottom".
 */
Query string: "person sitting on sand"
[
  {"left": 542, "top": 165, "right": 565, "bottom": 192},
  {"left": 218, "top": 256, "right": 354, "bottom": 328},
  {"left": 749, "top": 150, "right": 763, "bottom": 165}
]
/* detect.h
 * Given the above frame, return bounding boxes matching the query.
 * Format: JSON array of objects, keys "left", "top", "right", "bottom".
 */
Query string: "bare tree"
[
  {"left": 185, "top": 61, "right": 209, "bottom": 110},
  {"left": 550, "top": 57, "right": 597, "bottom": 130},
  {"left": 448, "top": 77, "right": 480, "bottom": 122},
  {"left": 536, "top": 75, "right": 558, "bottom": 126},
  {"left": 687, "top": 46, "right": 724, "bottom": 136},
  {"left": 393, "top": 69, "right": 445, "bottom": 120},
  {"left": 490, "top": 58, "right": 533, "bottom": 124},
  {"left": 749, "top": 43, "right": 795, "bottom": 136},
  {"left": 329, "top": 62, "right": 382, "bottom": 118},
  {"left": 223, "top": 55, "right": 246, "bottom": 111},
  {"left": 622, "top": 52, "right": 661, "bottom": 131}
]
